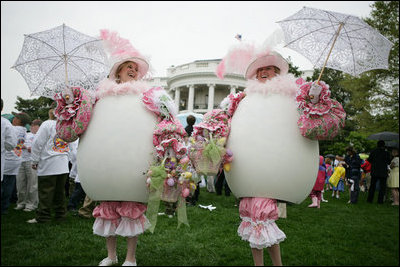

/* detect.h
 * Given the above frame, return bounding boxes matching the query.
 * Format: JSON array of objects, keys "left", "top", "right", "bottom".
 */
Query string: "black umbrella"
[
  {"left": 367, "top": 131, "right": 399, "bottom": 141},
  {"left": 385, "top": 140, "right": 399, "bottom": 149}
]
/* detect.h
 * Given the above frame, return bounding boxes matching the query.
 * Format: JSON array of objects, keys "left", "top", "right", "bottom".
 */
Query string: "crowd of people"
[
  {"left": 1, "top": 29, "right": 399, "bottom": 267},
  {"left": 306, "top": 144, "right": 399, "bottom": 208},
  {"left": 1, "top": 95, "right": 399, "bottom": 266}
]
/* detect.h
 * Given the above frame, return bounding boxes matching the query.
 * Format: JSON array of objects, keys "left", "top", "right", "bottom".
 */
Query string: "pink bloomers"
[
  {"left": 238, "top": 197, "right": 286, "bottom": 249},
  {"left": 92, "top": 201, "right": 151, "bottom": 237}
]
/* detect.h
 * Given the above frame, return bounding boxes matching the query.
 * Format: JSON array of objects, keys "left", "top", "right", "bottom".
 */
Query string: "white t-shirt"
[
  {"left": 1, "top": 117, "right": 17, "bottom": 181},
  {"left": 68, "top": 139, "right": 79, "bottom": 183},
  {"left": 31, "top": 120, "right": 69, "bottom": 176},
  {"left": 21, "top": 132, "right": 36, "bottom": 162},
  {"left": 4, "top": 125, "right": 27, "bottom": 175}
]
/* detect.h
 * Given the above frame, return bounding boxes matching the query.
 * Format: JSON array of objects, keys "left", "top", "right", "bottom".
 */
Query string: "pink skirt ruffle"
[
  {"left": 238, "top": 197, "right": 286, "bottom": 249},
  {"left": 92, "top": 201, "right": 150, "bottom": 237}
]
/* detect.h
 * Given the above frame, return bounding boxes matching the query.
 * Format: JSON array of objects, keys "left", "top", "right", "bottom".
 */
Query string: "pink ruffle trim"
[
  {"left": 220, "top": 91, "right": 246, "bottom": 117},
  {"left": 239, "top": 197, "right": 279, "bottom": 221},
  {"left": 54, "top": 87, "right": 94, "bottom": 142},
  {"left": 54, "top": 87, "right": 87, "bottom": 121},
  {"left": 142, "top": 87, "right": 163, "bottom": 116},
  {"left": 295, "top": 80, "right": 346, "bottom": 140},
  {"left": 92, "top": 201, "right": 150, "bottom": 237},
  {"left": 192, "top": 109, "right": 231, "bottom": 139},
  {"left": 296, "top": 80, "right": 336, "bottom": 115},
  {"left": 238, "top": 217, "right": 286, "bottom": 249},
  {"left": 152, "top": 118, "right": 187, "bottom": 159},
  {"left": 238, "top": 198, "right": 286, "bottom": 248},
  {"left": 244, "top": 74, "right": 298, "bottom": 97},
  {"left": 93, "top": 216, "right": 150, "bottom": 237},
  {"left": 155, "top": 138, "right": 187, "bottom": 159},
  {"left": 95, "top": 79, "right": 148, "bottom": 99}
]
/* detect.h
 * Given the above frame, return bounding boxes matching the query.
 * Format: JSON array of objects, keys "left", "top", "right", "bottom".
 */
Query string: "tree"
[
  {"left": 316, "top": 1, "right": 399, "bottom": 156},
  {"left": 362, "top": 1, "right": 399, "bottom": 132},
  {"left": 287, "top": 56, "right": 304, "bottom": 78},
  {"left": 365, "top": 1, "right": 399, "bottom": 81},
  {"left": 14, "top": 96, "right": 55, "bottom": 121}
]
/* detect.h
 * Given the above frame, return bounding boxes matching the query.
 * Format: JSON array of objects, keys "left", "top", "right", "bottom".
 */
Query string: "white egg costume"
[
  {"left": 225, "top": 76, "right": 319, "bottom": 204},
  {"left": 77, "top": 79, "right": 157, "bottom": 203}
]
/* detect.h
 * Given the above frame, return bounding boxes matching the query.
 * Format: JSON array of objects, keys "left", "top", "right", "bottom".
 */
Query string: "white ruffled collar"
[
  {"left": 244, "top": 74, "right": 299, "bottom": 97},
  {"left": 95, "top": 78, "right": 149, "bottom": 99}
]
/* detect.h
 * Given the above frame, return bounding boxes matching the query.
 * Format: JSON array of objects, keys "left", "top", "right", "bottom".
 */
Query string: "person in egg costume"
[
  {"left": 55, "top": 30, "right": 159, "bottom": 266},
  {"left": 90, "top": 36, "right": 152, "bottom": 267},
  {"left": 211, "top": 43, "right": 346, "bottom": 266}
]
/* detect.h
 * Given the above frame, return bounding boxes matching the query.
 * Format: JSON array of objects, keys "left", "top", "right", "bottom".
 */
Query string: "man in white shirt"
[
  {"left": 1, "top": 99, "right": 18, "bottom": 215},
  {"left": 15, "top": 119, "right": 42, "bottom": 212},
  {"left": 1, "top": 99, "right": 17, "bottom": 182},
  {"left": 27, "top": 109, "right": 70, "bottom": 223},
  {"left": 1, "top": 108, "right": 29, "bottom": 214}
]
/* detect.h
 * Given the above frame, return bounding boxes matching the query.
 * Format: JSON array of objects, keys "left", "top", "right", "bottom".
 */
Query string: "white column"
[
  {"left": 230, "top": 85, "right": 237, "bottom": 95},
  {"left": 188, "top": 84, "right": 195, "bottom": 112},
  {"left": 174, "top": 87, "right": 180, "bottom": 110},
  {"left": 207, "top": 83, "right": 215, "bottom": 112}
]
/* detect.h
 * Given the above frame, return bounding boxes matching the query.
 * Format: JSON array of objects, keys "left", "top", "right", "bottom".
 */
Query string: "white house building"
[{"left": 149, "top": 59, "right": 313, "bottom": 115}]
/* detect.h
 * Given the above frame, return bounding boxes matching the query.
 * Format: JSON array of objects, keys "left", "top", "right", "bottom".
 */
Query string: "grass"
[{"left": 1, "top": 187, "right": 399, "bottom": 266}]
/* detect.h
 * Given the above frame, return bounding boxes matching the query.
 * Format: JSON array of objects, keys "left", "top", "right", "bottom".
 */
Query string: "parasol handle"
[
  {"left": 316, "top": 23, "right": 344, "bottom": 84},
  {"left": 62, "top": 54, "right": 73, "bottom": 103},
  {"left": 64, "top": 54, "right": 69, "bottom": 88}
]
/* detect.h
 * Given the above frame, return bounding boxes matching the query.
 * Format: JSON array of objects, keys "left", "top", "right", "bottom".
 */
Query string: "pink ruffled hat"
[
  {"left": 244, "top": 51, "right": 289, "bottom": 79},
  {"left": 99, "top": 29, "right": 150, "bottom": 80}
]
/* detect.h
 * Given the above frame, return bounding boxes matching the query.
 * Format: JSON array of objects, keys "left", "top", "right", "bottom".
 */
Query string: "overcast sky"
[{"left": 1, "top": 1, "right": 374, "bottom": 114}]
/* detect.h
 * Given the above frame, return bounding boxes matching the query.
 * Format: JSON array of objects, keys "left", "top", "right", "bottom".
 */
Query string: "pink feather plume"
[
  {"left": 215, "top": 42, "right": 256, "bottom": 79},
  {"left": 99, "top": 29, "right": 142, "bottom": 59}
]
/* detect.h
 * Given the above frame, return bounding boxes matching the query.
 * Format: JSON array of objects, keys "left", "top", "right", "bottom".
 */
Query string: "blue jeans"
[
  {"left": 349, "top": 169, "right": 361, "bottom": 204},
  {"left": 1, "top": 175, "right": 16, "bottom": 214},
  {"left": 67, "top": 182, "right": 86, "bottom": 210}
]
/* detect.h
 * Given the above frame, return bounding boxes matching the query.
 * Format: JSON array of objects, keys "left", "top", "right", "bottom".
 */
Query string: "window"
[{"left": 196, "top": 62, "right": 208, "bottom": 67}]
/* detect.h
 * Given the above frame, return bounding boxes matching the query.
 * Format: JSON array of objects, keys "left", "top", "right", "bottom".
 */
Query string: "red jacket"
[{"left": 361, "top": 160, "right": 371, "bottom": 173}]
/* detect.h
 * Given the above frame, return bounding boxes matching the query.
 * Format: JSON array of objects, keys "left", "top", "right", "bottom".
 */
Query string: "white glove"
[
  {"left": 62, "top": 87, "right": 74, "bottom": 105},
  {"left": 309, "top": 83, "right": 322, "bottom": 104}
]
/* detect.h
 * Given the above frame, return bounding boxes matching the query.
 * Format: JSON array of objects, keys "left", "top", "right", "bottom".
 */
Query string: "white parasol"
[{"left": 12, "top": 24, "right": 108, "bottom": 99}]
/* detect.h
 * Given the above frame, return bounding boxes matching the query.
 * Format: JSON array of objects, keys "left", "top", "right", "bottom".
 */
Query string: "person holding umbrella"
[
  {"left": 55, "top": 30, "right": 153, "bottom": 266},
  {"left": 197, "top": 37, "right": 346, "bottom": 265},
  {"left": 55, "top": 30, "right": 189, "bottom": 266}
]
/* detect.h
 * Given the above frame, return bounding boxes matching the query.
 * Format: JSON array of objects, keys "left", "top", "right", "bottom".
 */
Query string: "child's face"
[
  {"left": 12, "top": 117, "right": 22, "bottom": 126},
  {"left": 30, "top": 124, "right": 40, "bottom": 134}
]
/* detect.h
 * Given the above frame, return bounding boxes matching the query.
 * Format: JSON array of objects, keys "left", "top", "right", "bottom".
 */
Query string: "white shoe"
[
  {"left": 14, "top": 205, "right": 25, "bottom": 210},
  {"left": 27, "top": 218, "right": 38, "bottom": 224},
  {"left": 322, "top": 199, "right": 328, "bottom": 202},
  {"left": 23, "top": 207, "right": 34, "bottom": 212},
  {"left": 99, "top": 257, "right": 118, "bottom": 266},
  {"left": 122, "top": 261, "right": 137, "bottom": 266}
]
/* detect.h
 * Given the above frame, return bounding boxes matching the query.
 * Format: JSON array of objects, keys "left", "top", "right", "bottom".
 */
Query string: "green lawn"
[{"left": 1, "top": 188, "right": 398, "bottom": 266}]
